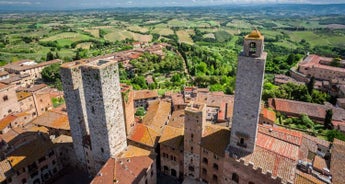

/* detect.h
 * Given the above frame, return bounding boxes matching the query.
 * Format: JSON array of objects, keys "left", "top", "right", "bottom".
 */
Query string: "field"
[
  {"left": 40, "top": 32, "right": 92, "bottom": 47},
  {"left": 176, "top": 30, "right": 194, "bottom": 44},
  {"left": 1, "top": 5, "right": 345, "bottom": 63}
]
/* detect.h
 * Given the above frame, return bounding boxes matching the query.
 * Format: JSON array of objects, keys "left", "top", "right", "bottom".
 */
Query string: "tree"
[
  {"left": 46, "top": 51, "right": 54, "bottom": 61},
  {"left": 41, "top": 63, "right": 61, "bottom": 83},
  {"left": 55, "top": 52, "right": 60, "bottom": 59},
  {"left": 326, "top": 129, "right": 345, "bottom": 142},
  {"left": 307, "top": 77, "right": 315, "bottom": 95},
  {"left": 135, "top": 107, "right": 146, "bottom": 116},
  {"left": 324, "top": 109, "right": 334, "bottom": 130}
]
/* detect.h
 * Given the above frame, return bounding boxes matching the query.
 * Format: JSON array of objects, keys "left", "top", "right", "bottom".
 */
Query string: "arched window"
[
  {"left": 213, "top": 175, "right": 218, "bottom": 183},
  {"left": 232, "top": 173, "right": 239, "bottom": 183},
  {"left": 249, "top": 42, "right": 257, "bottom": 56},
  {"left": 213, "top": 163, "right": 219, "bottom": 170},
  {"left": 202, "top": 157, "right": 208, "bottom": 164},
  {"left": 171, "top": 169, "right": 177, "bottom": 177},
  {"left": 202, "top": 168, "right": 207, "bottom": 175}
]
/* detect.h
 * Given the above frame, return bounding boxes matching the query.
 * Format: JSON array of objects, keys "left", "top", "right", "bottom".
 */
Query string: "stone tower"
[
  {"left": 183, "top": 102, "right": 206, "bottom": 179},
  {"left": 60, "top": 61, "right": 90, "bottom": 170},
  {"left": 229, "top": 29, "right": 266, "bottom": 155},
  {"left": 60, "top": 59, "right": 127, "bottom": 174}
]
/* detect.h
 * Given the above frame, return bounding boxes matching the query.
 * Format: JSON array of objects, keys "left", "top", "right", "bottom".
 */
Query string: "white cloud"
[{"left": 0, "top": 1, "right": 32, "bottom": 5}]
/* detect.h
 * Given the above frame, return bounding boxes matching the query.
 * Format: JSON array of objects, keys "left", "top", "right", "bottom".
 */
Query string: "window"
[
  {"left": 202, "top": 168, "right": 207, "bottom": 175},
  {"left": 188, "top": 166, "right": 194, "bottom": 172},
  {"left": 213, "top": 163, "right": 218, "bottom": 170},
  {"left": 202, "top": 157, "right": 208, "bottom": 164},
  {"left": 22, "top": 178, "right": 27, "bottom": 184},
  {"left": 248, "top": 182, "right": 255, "bottom": 184},
  {"left": 238, "top": 138, "right": 247, "bottom": 148},
  {"left": 191, "top": 146, "right": 193, "bottom": 153},
  {"left": 213, "top": 175, "right": 218, "bottom": 183},
  {"left": 232, "top": 173, "right": 239, "bottom": 183},
  {"left": 3, "top": 95, "right": 8, "bottom": 101},
  {"left": 249, "top": 42, "right": 257, "bottom": 56},
  {"left": 101, "top": 147, "right": 104, "bottom": 153}
]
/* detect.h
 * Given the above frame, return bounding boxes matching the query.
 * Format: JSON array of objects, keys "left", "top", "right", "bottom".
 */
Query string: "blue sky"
[{"left": 1, "top": 0, "right": 345, "bottom": 9}]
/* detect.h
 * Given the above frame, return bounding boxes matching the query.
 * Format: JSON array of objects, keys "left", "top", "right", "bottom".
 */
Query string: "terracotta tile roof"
[
  {"left": 133, "top": 90, "right": 158, "bottom": 100},
  {"left": 31, "top": 111, "right": 70, "bottom": 130},
  {"left": 299, "top": 134, "right": 330, "bottom": 160},
  {"left": 142, "top": 100, "right": 171, "bottom": 134},
  {"left": 3, "top": 59, "right": 61, "bottom": 72},
  {"left": 0, "top": 74, "right": 30, "bottom": 84},
  {"left": 274, "top": 74, "right": 304, "bottom": 85},
  {"left": 258, "top": 125, "right": 303, "bottom": 146},
  {"left": 201, "top": 124, "right": 230, "bottom": 157},
  {"left": 0, "top": 115, "right": 16, "bottom": 131},
  {"left": 159, "top": 125, "right": 184, "bottom": 150},
  {"left": 92, "top": 156, "right": 154, "bottom": 184},
  {"left": 256, "top": 132, "right": 300, "bottom": 161},
  {"left": 171, "top": 93, "right": 185, "bottom": 106},
  {"left": 269, "top": 98, "right": 326, "bottom": 120},
  {"left": 6, "top": 136, "right": 54, "bottom": 170},
  {"left": 295, "top": 170, "right": 326, "bottom": 184},
  {"left": 300, "top": 54, "right": 345, "bottom": 74},
  {"left": 168, "top": 110, "right": 185, "bottom": 128},
  {"left": 128, "top": 124, "right": 159, "bottom": 148},
  {"left": 0, "top": 70, "right": 8, "bottom": 77},
  {"left": 330, "top": 139, "right": 345, "bottom": 184},
  {"left": 118, "top": 145, "right": 152, "bottom": 158},
  {"left": 239, "top": 145, "right": 297, "bottom": 183},
  {"left": 196, "top": 93, "right": 234, "bottom": 117},
  {"left": 260, "top": 108, "right": 276, "bottom": 122},
  {"left": 0, "top": 124, "right": 48, "bottom": 143},
  {"left": 16, "top": 84, "right": 48, "bottom": 93},
  {"left": 0, "top": 83, "right": 9, "bottom": 90},
  {"left": 16, "top": 91, "right": 32, "bottom": 101},
  {"left": 313, "top": 155, "right": 327, "bottom": 171}
]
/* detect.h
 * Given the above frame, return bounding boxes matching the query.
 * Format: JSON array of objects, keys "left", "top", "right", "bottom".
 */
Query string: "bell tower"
[{"left": 228, "top": 29, "right": 266, "bottom": 156}]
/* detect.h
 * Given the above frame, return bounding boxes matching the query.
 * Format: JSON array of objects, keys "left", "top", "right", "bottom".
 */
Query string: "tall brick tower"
[
  {"left": 229, "top": 29, "right": 266, "bottom": 155},
  {"left": 183, "top": 102, "right": 206, "bottom": 179},
  {"left": 61, "top": 59, "right": 127, "bottom": 174}
]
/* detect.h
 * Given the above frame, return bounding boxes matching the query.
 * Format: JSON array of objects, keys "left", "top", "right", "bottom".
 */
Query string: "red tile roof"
[
  {"left": 300, "top": 54, "right": 345, "bottom": 73},
  {"left": 0, "top": 115, "right": 17, "bottom": 131},
  {"left": 261, "top": 108, "right": 276, "bottom": 123},
  {"left": 133, "top": 90, "right": 158, "bottom": 100},
  {"left": 92, "top": 156, "right": 154, "bottom": 184},
  {"left": 330, "top": 139, "right": 345, "bottom": 184}
]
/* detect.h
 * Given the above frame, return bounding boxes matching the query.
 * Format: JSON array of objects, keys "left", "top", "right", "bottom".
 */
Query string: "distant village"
[{"left": 0, "top": 32, "right": 345, "bottom": 184}]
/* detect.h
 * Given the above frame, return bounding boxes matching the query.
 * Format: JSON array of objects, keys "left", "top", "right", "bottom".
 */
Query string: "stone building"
[
  {"left": 0, "top": 83, "right": 20, "bottom": 119},
  {"left": 121, "top": 84, "right": 135, "bottom": 135},
  {"left": 3, "top": 59, "right": 61, "bottom": 85},
  {"left": 228, "top": 29, "right": 266, "bottom": 155},
  {"left": 298, "top": 55, "right": 345, "bottom": 82},
  {"left": 183, "top": 103, "right": 206, "bottom": 179},
  {"left": 60, "top": 59, "right": 127, "bottom": 175}
]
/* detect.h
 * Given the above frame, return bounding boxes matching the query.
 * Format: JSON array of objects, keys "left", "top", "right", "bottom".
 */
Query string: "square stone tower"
[
  {"left": 229, "top": 29, "right": 266, "bottom": 155},
  {"left": 60, "top": 61, "right": 90, "bottom": 170},
  {"left": 183, "top": 102, "right": 206, "bottom": 179},
  {"left": 60, "top": 59, "right": 127, "bottom": 174}
]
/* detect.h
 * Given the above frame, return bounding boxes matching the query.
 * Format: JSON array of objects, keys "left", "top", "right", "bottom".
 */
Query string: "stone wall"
[
  {"left": 229, "top": 52, "right": 266, "bottom": 154},
  {"left": 0, "top": 85, "right": 20, "bottom": 119},
  {"left": 81, "top": 60, "right": 127, "bottom": 172},
  {"left": 60, "top": 62, "right": 89, "bottom": 170}
]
